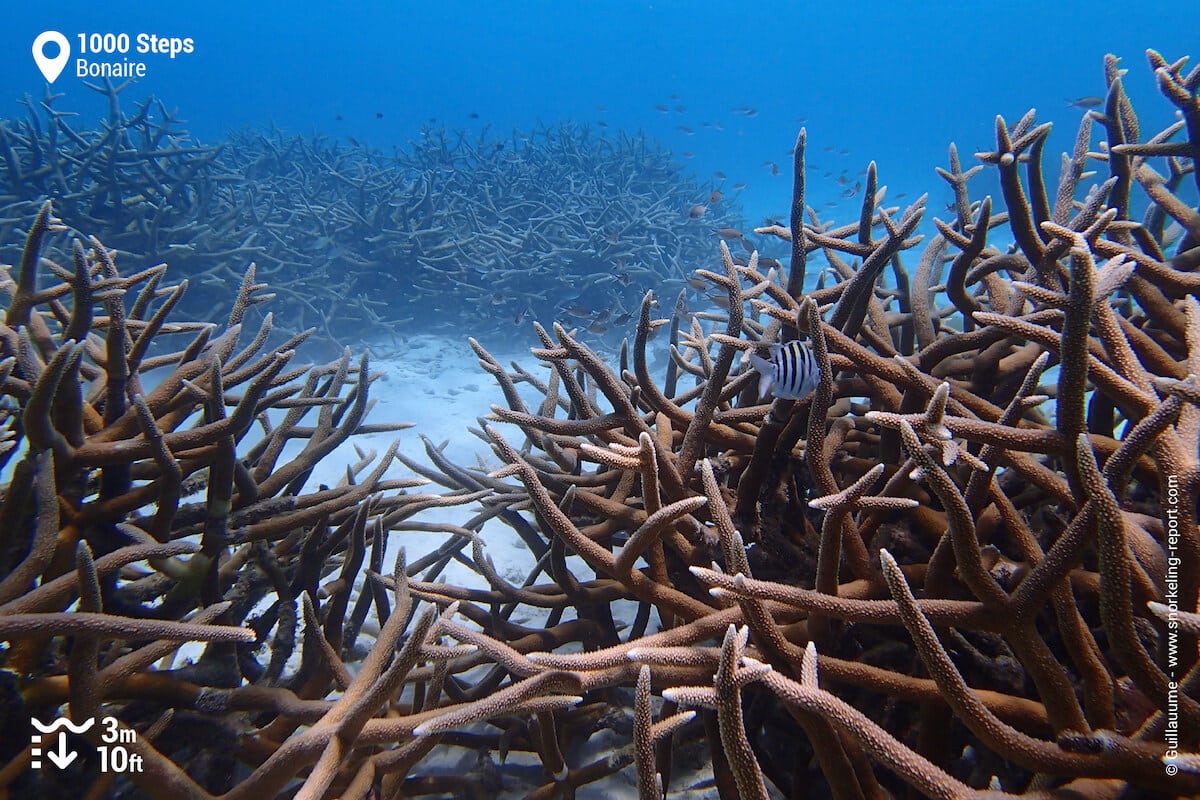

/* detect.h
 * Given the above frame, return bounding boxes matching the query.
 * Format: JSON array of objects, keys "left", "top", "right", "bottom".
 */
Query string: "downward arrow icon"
[{"left": 46, "top": 733, "right": 77, "bottom": 769}]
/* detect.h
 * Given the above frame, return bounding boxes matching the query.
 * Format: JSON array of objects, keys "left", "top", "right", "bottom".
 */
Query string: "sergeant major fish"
[{"left": 749, "top": 340, "right": 821, "bottom": 400}]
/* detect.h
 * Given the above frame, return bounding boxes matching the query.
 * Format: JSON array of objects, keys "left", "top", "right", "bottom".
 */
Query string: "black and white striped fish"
[{"left": 749, "top": 341, "right": 820, "bottom": 401}]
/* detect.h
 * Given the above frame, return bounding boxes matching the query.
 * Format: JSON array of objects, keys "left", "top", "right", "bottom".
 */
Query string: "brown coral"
[{"left": 1, "top": 47, "right": 1199, "bottom": 800}]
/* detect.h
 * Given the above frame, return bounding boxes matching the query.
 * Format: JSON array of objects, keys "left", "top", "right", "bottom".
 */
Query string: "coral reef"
[
  {"left": 0, "top": 78, "right": 741, "bottom": 346},
  {"left": 1, "top": 48, "right": 1200, "bottom": 800}
]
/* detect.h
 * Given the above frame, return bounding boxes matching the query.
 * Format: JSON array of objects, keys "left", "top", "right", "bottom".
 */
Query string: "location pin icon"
[{"left": 32, "top": 31, "right": 70, "bottom": 83}]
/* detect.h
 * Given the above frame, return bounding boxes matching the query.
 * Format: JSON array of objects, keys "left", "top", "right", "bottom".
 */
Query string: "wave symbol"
[{"left": 31, "top": 717, "right": 95, "bottom": 734}]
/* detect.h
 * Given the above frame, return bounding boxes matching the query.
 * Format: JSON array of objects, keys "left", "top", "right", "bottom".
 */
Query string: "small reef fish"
[
  {"left": 688, "top": 204, "right": 708, "bottom": 218},
  {"left": 1066, "top": 96, "right": 1104, "bottom": 109},
  {"left": 709, "top": 190, "right": 723, "bottom": 204},
  {"left": 750, "top": 341, "right": 821, "bottom": 401},
  {"left": 712, "top": 227, "right": 743, "bottom": 240},
  {"left": 707, "top": 293, "right": 732, "bottom": 310}
]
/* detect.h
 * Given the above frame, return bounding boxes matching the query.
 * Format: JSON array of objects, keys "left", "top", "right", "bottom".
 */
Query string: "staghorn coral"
[
  {"left": 214, "top": 119, "right": 746, "bottom": 344},
  {"left": 0, "top": 200, "right": 487, "bottom": 798},
  {"left": 0, "top": 80, "right": 227, "bottom": 284},
  {"left": 420, "top": 49, "right": 1200, "bottom": 798},
  {"left": 1, "top": 47, "right": 1200, "bottom": 800},
  {"left": 0, "top": 79, "right": 742, "bottom": 347}
]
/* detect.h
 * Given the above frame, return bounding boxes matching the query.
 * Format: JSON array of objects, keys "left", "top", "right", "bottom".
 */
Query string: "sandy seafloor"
[{"left": 247, "top": 330, "right": 784, "bottom": 798}]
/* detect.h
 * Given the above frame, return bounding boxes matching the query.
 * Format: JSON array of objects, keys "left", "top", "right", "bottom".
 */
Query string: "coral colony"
[
  {"left": 0, "top": 49, "right": 1199, "bottom": 799},
  {"left": 0, "top": 80, "right": 740, "bottom": 348}
]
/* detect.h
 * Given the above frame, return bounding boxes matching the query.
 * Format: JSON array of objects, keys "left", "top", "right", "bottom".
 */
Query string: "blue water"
[{"left": 1, "top": 0, "right": 1195, "bottom": 265}]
